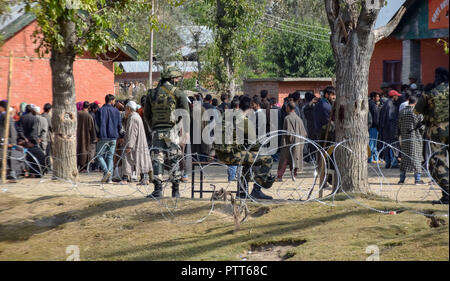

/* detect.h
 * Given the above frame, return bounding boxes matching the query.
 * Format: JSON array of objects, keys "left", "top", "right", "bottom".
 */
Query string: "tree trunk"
[
  {"left": 50, "top": 22, "right": 78, "bottom": 181},
  {"left": 194, "top": 32, "right": 202, "bottom": 73},
  {"left": 324, "top": 0, "right": 406, "bottom": 193},
  {"left": 216, "top": 0, "right": 235, "bottom": 98},
  {"left": 224, "top": 57, "right": 235, "bottom": 99},
  {"left": 334, "top": 36, "right": 373, "bottom": 193}
]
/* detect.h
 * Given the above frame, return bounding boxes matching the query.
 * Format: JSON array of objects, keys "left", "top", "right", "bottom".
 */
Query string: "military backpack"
[{"left": 149, "top": 85, "right": 177, "bottom": 129}]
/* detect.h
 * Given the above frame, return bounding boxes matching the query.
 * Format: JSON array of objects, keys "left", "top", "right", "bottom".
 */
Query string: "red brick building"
[
  {"left": 0, "top": 11, "right": 137, "bottom": 108},
  {"left": 369, "top": 0, "right": 449, "bottom": 93},
  {"left": 243, "top": 78, "right": 333, "bottom": 104}
]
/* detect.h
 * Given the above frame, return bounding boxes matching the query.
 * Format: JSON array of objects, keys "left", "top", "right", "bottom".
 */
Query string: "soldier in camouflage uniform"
[
  {"left": 144, "top": 66, "right": 189, "bottom": 198},
  {"left": 415, "top": 67, "right": 449, "bottom": 205},
  {"left": 214, "top": 96, "right": 275, "bottom": 200}
]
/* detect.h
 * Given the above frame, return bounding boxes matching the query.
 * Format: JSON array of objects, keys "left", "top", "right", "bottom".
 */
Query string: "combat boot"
[
  {"left": 250, "top": 185, "right": 273, "bottom": 200},
  {"left": 172, "top": 183, "right": 180, "bottom": 198},
  {"left": 147, "top": 183, "right": 163, "bottom": 199}
]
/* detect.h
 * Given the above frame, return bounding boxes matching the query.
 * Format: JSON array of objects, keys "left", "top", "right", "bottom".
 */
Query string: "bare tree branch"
[
  {"left": 324, "top": 0, "right": 339, "bottom": 28},
  {"left": 373, "top": 5, "right": 406, "bottom": 43}
]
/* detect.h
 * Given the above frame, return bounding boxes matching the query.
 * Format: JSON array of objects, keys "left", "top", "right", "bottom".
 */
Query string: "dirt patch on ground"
[
  {"left": 250, "top": 207, "right": 271, "bottom": 218},
  {"left": 240, "top": 239, "right": 307, "bottom": 261}
]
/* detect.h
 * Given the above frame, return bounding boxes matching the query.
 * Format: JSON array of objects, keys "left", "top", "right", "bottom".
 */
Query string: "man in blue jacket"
[
  {"left": 313, "top": 86, "right": 336, "bottom": 139},
  {"left": 95, "top": 94, "right": 123, "bottom": 183}
]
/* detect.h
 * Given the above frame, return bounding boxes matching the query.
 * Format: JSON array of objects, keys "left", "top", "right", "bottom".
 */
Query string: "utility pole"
[{"left": 148, "top": 0, "right": 155, "bottom": 89}]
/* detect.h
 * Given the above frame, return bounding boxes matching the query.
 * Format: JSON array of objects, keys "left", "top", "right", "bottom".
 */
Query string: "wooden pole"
[
  {"left": 148, "top": 0, "right": 155, "bottom": 89},
  {"left": 1, "top": 51, "right": 13, "bottom": 183}
]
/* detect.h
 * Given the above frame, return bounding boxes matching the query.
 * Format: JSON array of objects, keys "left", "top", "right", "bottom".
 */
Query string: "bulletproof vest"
[
  {"left": 149, "top": 84, "right": 177, "bottom": 129},
  {"left": 428, "top": 83, "right": 449, "bottom": 125}
]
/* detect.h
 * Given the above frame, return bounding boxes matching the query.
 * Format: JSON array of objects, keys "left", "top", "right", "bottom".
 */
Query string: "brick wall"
[
  {"left": 243, "top": 81, "right": 279, "bottom": 101},
  {"left": 278, "top": 81, "right": 332, "bottom": 102},
  {"left": 420, "top": 38, "right": 449, "bottom": 85},
  {"left": 368, "top": 37, "right": 403, "bottom": 94},
  {"left": 0, "top": 21, "right": 115, "bottom": 108},
  {"left": 244, "top": 80, "right": 332, "bottom": 105}
]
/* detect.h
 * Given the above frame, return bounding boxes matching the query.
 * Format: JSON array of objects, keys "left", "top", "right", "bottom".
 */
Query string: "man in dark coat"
[
  {"left": 16, "top": 105, "right": 39, "bottom": 145},
  {"left": 313, "top": 86, "right": 335, "bottom": 140},
  {"left": 368, "top": 92, "right": 383, "bottom": 163},
  {"left": 0, "top": 101, "right": 24, "bottom": 181},
  {"left": 217, "top": 94, "right": 230, "bottom": 113},
  {"left": 77, "top": 101, "right": 97, "bottom": 171},
  {"left": 379, "top": 90, "right": 401, "bottom": 169},
  {"left": 300, "top": 92, "right": 318, "bottom": 162},
  {"left": 202, "top": 94, "right": 214, "bottom": 110}
]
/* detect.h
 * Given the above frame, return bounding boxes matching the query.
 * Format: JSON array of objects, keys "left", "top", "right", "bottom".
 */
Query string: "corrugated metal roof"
[
  {"left": 119, "top": 61, "right": 199, "bottom": 73},
  {"left": 0, "top": 4, "right": 27, "bottom": 30}
]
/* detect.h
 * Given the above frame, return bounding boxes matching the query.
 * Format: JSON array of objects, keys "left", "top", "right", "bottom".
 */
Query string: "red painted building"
[
  {"left": 369, "top": 0, "right": 449, "bottom": 93},
  {"left": 0, "top": 11, "right": 137, "bottom": 108}
]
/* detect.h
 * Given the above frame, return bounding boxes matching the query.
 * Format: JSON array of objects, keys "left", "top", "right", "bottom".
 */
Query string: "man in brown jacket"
[
  {"left": 77, "top": 101, "right": 97, "bottom": 171},
  {"left": 277, "top": 102, "right": 307, "bottom": 181}
]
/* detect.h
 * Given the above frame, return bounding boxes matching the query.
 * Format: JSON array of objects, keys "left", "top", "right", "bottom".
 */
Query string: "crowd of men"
[{"left": 0, "top": 66, "right": 448, "bottom": 204}]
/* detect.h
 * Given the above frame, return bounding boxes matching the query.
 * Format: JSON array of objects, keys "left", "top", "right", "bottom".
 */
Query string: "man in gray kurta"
[
  {"left": 120, "top": 101, "right": 153, "bottom": 185},
  {"left": 277, "top": 102, "right": 307, "bottom": 181}
]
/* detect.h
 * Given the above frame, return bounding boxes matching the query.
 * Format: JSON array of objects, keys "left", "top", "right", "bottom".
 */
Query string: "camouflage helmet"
[{"left": 161, "top": 66, "right": 182, "bottom": 79}]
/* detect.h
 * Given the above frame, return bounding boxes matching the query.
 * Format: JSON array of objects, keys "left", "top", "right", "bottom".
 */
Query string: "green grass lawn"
[{"left": 0, "top": 193, "right": 448, "bottom": 261}]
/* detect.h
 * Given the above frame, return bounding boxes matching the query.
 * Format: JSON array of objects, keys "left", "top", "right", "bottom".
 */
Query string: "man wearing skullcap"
[{"left": 119, "top": 101, "right": 152, "bottom": 185}]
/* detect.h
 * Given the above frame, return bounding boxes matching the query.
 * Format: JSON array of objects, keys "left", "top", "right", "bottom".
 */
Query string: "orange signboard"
[{"left": 429, "top": 0, "right": 449, "bottom": 30}]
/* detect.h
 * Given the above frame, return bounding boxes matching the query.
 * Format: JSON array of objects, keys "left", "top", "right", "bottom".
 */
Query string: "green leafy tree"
[
  {"left": 265, "top": 27, "right": 335, "bottom": 77},
  {"left": 188, "top": 0, "right": 265, "bottom": 96},
  {"left": 111, "top": 0, "right": 184, "bottom": 63},
  {"left": 268, "top": 0, "right": 328, "bottom": 26},
  {"left": 23, "top": 0, "right": 152, "bottom": 181}
]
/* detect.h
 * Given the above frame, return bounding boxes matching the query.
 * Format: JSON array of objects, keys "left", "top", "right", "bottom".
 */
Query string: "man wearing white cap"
[{"left": 119, "top": 101, "right": 153, "bottom": 185}]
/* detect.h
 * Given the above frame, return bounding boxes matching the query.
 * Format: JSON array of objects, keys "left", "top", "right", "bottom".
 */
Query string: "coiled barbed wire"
[{"left": 1, "top": 132, "right": 448, "bottom": 225}]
